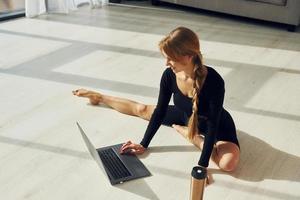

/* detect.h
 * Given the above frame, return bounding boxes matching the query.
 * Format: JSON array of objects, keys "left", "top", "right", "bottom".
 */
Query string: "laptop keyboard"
[{"left": 99, "top": 148, "right": 132, "bottom": 180}]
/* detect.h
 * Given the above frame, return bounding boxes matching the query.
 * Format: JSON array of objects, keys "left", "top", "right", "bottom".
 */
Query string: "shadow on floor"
[
  {"left": 0, "top": 135, "right": 90, "bottom": 159},
  {"left": 1, "top": 130, "right": 298, "bottom": 199},
  {"left": 116, "top": 178, "right": 160, "bottom": 200},
  {"left": 142, "top": 130, "right": 300, "bottom": 183},
  {"left": 143, "top": 130, "right": 300, "bottom": 199},
  {"left": 211, "top": 130, "right": 300, "bottom": 183}
]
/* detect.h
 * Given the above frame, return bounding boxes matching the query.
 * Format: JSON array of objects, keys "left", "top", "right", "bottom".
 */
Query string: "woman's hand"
[
  {"left": 205, "top": 169, "right": 214, "bottom": 186},
  {"left": 120, "top": 140, "right": 146, "bottom": 155},
  {"left": 72, "top": 88, "right": 100, "bottom": 105}
]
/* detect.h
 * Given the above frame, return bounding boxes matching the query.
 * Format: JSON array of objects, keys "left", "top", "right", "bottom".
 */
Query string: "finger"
[
  {"left": 120, "top": 148, "right": 130, "bottom": 154},
  {"left": 123, "top": 143, "right": 138, "bottom": 152},
  {"left": 120, "top": 145, "right": 130, "bottom": 152},
  {"left": 120, "top": 146, "right": 127, "bottom": 154},
  {"left": 120, "top": 145, "right": 137, "bottom": 154},
  {"left": 121, "top": 141, "right": 132, "bottom": 149},
  {"left": 121, "top": 147, "right": 136, "bottom": 155},
  {"left": 120, "top": 143, "right": 133, "bottom": 153},
  {"left": 126, "top": 143, "right": 136, "bottom": 149},
  {"left": 120, "top": 148, "right": 132, "bottom": 154},
  {"left": 120, "top": 144, "right": 129, "bottom": 152},
  {"left": 205, "top": 172, "right": 214, "bottom": 187},
  {"left": 121, "top": 142, "right": 128, "bottom": 149},
  {"left": 205, "top": 177, "right": 211, "bottom": 187}
]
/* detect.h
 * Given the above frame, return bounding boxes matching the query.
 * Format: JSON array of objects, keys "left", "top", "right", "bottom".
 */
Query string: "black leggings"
[{"left": 162, "top": 105, "right": 240, "bottom": 147}]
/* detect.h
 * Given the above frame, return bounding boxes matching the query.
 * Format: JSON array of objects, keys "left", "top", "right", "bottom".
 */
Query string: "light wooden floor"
[{"left": 0, "top": 2, "right": 299, "bottom": 200}]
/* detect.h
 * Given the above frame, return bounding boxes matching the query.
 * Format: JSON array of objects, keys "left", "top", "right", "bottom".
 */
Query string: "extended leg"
[
  {"left": 101, "top": 94, "right": 155, "bottom": 120},
  {"left": 73, "top": 88, "right": 155, "bottom": 120}
]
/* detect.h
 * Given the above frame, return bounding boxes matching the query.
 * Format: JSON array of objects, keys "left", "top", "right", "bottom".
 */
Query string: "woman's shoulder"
[
  {"left": 162, "top": 67, "right": 175, "bottom": 81},
  {"left": 205, "top": 65, "right": 224, "bottom": 86},
  {"left": 160, "top": 67, "right": 175, "bottom": 88},
  {"left": 203, "top": 66, "right": 225, "bottom": 94},
  {"left": 163, "top": 67, "right": 173, "bottom": 75}
]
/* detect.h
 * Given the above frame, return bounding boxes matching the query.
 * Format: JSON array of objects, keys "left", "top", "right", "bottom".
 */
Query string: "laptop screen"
[{"left": 76, "top": 122, "right": 107, "bottom": 178}]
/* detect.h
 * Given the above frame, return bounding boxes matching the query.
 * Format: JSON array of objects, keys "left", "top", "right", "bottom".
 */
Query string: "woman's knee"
[
  {"left": 218, "top": 156, "right": 239, "bottom": 172},
  {"left": 135, "top": 104, "right": 154, "bottom": 120},
  {"left": 216, "top": 142, "right": 240, "bottom": 172}
]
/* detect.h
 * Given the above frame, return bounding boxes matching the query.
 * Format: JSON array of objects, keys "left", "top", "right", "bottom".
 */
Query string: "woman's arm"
[
  {"left": 140, "top": 69, "right": 173, "bottom": 148},
  {"left": 198, "top": 80, "right": 225, "bottom": 167}
]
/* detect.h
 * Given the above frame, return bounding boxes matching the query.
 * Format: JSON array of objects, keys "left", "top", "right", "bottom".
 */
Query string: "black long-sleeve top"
[{"left": 140, "top": 66, "right": 225, "bottom": 167}]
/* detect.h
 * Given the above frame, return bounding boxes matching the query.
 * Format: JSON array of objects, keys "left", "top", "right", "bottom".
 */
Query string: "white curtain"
[{"left": 25, "top": 0, "right": 108, "bottom": 18}]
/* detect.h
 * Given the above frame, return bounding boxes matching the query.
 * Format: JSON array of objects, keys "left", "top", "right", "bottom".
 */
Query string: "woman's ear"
[
  {"left": 181, "top": 55, "right": 192, "bottom": 62},
  {"left": 185, "top": 55, "right": 194, "bottom": 64}
]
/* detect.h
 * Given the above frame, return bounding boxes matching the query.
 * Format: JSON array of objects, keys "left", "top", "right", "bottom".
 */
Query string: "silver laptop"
[{"left": 76, "top": 122, "right": 151, "bottom": 185}]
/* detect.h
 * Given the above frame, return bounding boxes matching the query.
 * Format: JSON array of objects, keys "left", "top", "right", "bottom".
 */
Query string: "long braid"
[
  {"left": 187, "top": 52, "right": 207, "bottom": 141},
  {"left": 158, "top": 27, "right": 207, "bottom": 141}
]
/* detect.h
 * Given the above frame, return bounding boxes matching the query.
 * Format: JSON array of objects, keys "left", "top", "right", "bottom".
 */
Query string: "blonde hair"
[{"left": 159, "top": 27, "right": 207, "bottom": 141}]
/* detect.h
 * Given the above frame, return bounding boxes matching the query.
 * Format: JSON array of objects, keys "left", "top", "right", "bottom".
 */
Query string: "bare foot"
[
  {"left": 172, "top": 124, "right": 188, "bottom": 139},
  {"left": 172, "top": 124, "right": 204, "bottom": 149},
  {"left": 72, "top": 88, "right": 101, "bottom": 105}
]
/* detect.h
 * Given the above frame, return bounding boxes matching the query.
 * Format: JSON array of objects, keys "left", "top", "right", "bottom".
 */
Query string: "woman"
[{"left": 73, "top": 27, "right": 240, "bottom": 174}]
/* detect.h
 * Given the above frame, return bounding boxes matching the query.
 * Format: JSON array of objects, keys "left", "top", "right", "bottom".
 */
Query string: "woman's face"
[{"left": 162, "top": 51, "right": 192, "bottom": 73}]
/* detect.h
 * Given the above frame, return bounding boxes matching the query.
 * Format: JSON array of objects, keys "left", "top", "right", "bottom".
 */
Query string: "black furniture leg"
[
  {"left": 151, "top": 0, "right": 160, "bottom": 6},
  {"left": 109, "top": 0, "right": 121, "bottom": 3},
  {"left": 287, "top": 25, "right": 297, "bottom": 32}
]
